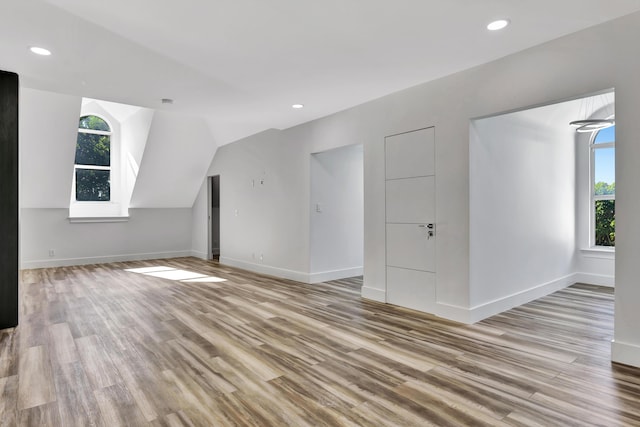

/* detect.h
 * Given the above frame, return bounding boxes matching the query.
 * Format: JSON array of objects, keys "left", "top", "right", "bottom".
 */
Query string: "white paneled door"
[{"left": 385, "top": 127, "right": 436, "bottom": 312}]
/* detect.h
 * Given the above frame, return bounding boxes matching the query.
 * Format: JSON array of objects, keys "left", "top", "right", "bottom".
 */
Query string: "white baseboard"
[
  {"left": 361, "top": 286, "right": 386, "bottom": 302},
  {"left": 21, "top": 250, "right": 193, "bottom": 269},
  {"left": 219, "top": 256, "right": 309, "bottom": 283},
  {"left": 467, "top": 273, "right": 576, "bottom": 323},
  {"left": 309, "top": 267, "right": 363, "bottom": 284},
  {"left": 612, "top": 340, "right": 640, "bottom": 368},
  {"left": 434, "top": 302, "right": 474, "bottom": 324},
  {"left": 573, "top": 272, "right": 615, "bottom": 287},
  {"left": 361, "top": 274, "right": 577, "bottom": 325},
  {"left": 219, "top": 258, "right": 361, "bottom": 284},
  {"left": 361, "top": 272, "right": 612, "bottom": 324},
  {"left": 190, "top": 250, "right": 209, "bottom": 260}
]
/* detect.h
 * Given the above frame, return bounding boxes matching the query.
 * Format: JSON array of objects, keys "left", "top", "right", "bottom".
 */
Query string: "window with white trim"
[
  {"left": 74, "top": 115, "right": 111, "bottom": 201},
  {"left": 591, "top": 124, "right": 615, "bottom": 247}
]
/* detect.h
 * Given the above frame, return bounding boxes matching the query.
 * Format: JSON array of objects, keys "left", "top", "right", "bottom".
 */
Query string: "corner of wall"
[
  {"left": 573, "top": 272, "right": 615, "bottom": 287},
  {"left": 190, "top": 250, "right": 208, "bottom": 260},
  {"left": 433, "top": 302, "right": 473, "bottom": 324},
  {"left": 612, "top": 340, "right": 640, "bottom": 368},
  {"left": 361, "top": 286, "right": 386, "bottom": 303}
]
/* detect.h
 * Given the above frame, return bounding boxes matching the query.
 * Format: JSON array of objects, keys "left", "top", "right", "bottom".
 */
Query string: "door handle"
[{"left": 419, "top": 224, "right": 435, "bottom": 239}]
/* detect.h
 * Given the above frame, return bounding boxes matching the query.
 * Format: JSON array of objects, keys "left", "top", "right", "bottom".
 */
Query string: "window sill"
[
  {"left": 580, "top": 247, "right": 615, "bottom": 259},
  {"left": 68, "top": 216, "right": 129, "bottom": 224}
]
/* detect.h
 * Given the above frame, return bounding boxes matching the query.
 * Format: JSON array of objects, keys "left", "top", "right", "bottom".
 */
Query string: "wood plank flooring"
[{"left": 1, "top": 257, "right": 639, "bottom": 426}]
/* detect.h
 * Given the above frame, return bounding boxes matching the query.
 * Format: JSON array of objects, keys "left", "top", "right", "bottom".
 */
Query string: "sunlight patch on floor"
[
  {"left": 125, "top": 266, "right": 227, "bottom": 283},
  {"left": 181, "top": 277, "right": 227, "bottom": 283}
]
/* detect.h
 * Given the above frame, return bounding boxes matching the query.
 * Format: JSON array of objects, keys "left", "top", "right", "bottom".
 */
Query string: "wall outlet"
[
  {"left": 260, "top": 253, "right": 263, "bottom": 262},
  {"left": 48, "top": 249, "right": 55, "bottom": 257},
  {"left": 235, "top": 209, "right": 239, "bottom": 217}
]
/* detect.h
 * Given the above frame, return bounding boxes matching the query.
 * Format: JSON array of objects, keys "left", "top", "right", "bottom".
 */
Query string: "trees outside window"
[
  {"left": 591, "top": 125, "right": 615, "bottom": 246},
  {"left": 74, "top": 115, "right": 111, "bottom": 201}
]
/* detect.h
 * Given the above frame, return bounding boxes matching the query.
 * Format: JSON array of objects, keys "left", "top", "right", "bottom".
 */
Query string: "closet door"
[
  {"left": 0, "top": 70, "right": 19, "bottom": 329},
  {"left": 385, "top": 127, "right": 436, "bottom": 313}
]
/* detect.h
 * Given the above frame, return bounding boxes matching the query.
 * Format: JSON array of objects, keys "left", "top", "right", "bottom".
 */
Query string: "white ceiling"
[{"left": 1, "top": 0, "right": 639, "bottom": 145}]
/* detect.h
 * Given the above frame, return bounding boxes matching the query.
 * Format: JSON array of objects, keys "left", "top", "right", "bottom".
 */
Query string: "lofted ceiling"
[{"left": 1, "top": 0, "right": 639, "bottom": 145}]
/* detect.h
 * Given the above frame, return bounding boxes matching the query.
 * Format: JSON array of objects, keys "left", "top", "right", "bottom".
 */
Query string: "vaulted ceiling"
[{"left": 2, "top": 0, "right": 639, "bottom": 145}]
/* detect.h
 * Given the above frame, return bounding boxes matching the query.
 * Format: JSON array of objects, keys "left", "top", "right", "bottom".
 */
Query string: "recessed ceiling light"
[
  {"left": 29, "top": 46, "right": 51, "bottom": 56},
  {"left": 487, "top": 19, "right": 510, "bottom": 31},
  {"left": 292, "top": 104, "right": 304, "bottom": 109}
]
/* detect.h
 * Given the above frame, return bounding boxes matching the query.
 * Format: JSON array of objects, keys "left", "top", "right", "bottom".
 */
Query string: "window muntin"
[
  {"left": 591, "top": 124, "right": 615, "bottom": 247},
  {"left": 74, "top": 115, "right": 111, "bottom": 202}
]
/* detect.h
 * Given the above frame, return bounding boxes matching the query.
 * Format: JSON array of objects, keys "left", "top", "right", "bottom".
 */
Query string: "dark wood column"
[{"left": 0, "top": 70, "right": 19, "bottom": 330}]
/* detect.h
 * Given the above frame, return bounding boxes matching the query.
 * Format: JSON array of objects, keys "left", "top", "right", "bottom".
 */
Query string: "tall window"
[
  {"left": 74, "top": 115, "right": 111, "bottom": 201},
  {"left": 591, "top": 125, "right": 615, "bottom": 247}
]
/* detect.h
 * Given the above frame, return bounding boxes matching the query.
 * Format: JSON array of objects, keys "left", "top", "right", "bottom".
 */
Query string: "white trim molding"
[
  {"left": 580, "top": 247, "right": 615, "bottom": 258},
  {"left": 573, "top": 272, "right": 615, "bottom": 287},
  {"left": 612, "top": 340, "right": 640, "bottom": 368},
  {"left": 467, "top": 273, "right": 577, "bottom": 323},
  {"left": 220, "top": 258, "right": 362, "bottom": 284},
  {"left": 361, "top": 286, "right": 386, "bottom": 303},
  {"left": 219, "top": 256, "right": 309, "bottom": 283},
  {"left": 190, "top": 250, "right": 209, "bottom": 260},
  {"left": 68, "top": 216, "right": 129, "bottom": 223},
  {"left": 21, "top": 250, "right": 192, "bottom": 270},
  {"left": 434, "top": 302, "right": 474, "bottom": 324},
  {"left": 371, "top": 272, "right": 615, "bottom": 324},
  {"left": 309, "top": 267, "right": 363, "bottom": 284}
]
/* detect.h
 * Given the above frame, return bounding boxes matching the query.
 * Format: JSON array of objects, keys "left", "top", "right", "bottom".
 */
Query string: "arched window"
[
  {"left": 74, "top": 115, "right": 111, "bottom": 201},
  {"left": 591, "top": 124, "right": 615, "bottom": 246}
]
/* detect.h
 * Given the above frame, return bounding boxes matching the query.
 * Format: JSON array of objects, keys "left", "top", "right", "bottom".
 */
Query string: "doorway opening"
[
  {"left": 208, "top": 175, "right": 220, "bottom": 261},
  {"left": 309, "top": 144, "right": 364, "bottom": 283},
  {"left": 469, "top": 90, "right": 615, "bottom": 319}
]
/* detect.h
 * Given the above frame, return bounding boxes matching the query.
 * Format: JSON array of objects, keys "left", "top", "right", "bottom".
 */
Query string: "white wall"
[
  {"left": 309, "top": 144, "right": 363, "bottom": 282},
  {"left": 20, "top": 88, "right": 217, "bottom": 269},
  {"left": 469, "top": 101, "right": 578, "bottom": 318},
  {"left": 205, "top": 128, "right": 312, "bottom": 282},
  {"left": 130, "top": 111, "right": 218, "bottom": 208},
  {"left": 197, "top": 12, "right": 640, "bottom": 366},
  {"left": 21, "top": 208, "right": 192, "bottom": 268},
  {"left": 190, "top": 179, "right": 210, "bottom": 259},
  {"left": 120, "top": 107, "right": 155, "bottom": 209},
  {"left": 610, "top": 42, "right": 640, "bottom": 366},
  {"left": 20, "top": 88, "right": 80, "bottom": 208}
]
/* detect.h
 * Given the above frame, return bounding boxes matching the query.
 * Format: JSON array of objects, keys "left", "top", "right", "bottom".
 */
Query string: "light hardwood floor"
[{"left": 1, "top": 257, "right": 639, "bottom": 426}]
